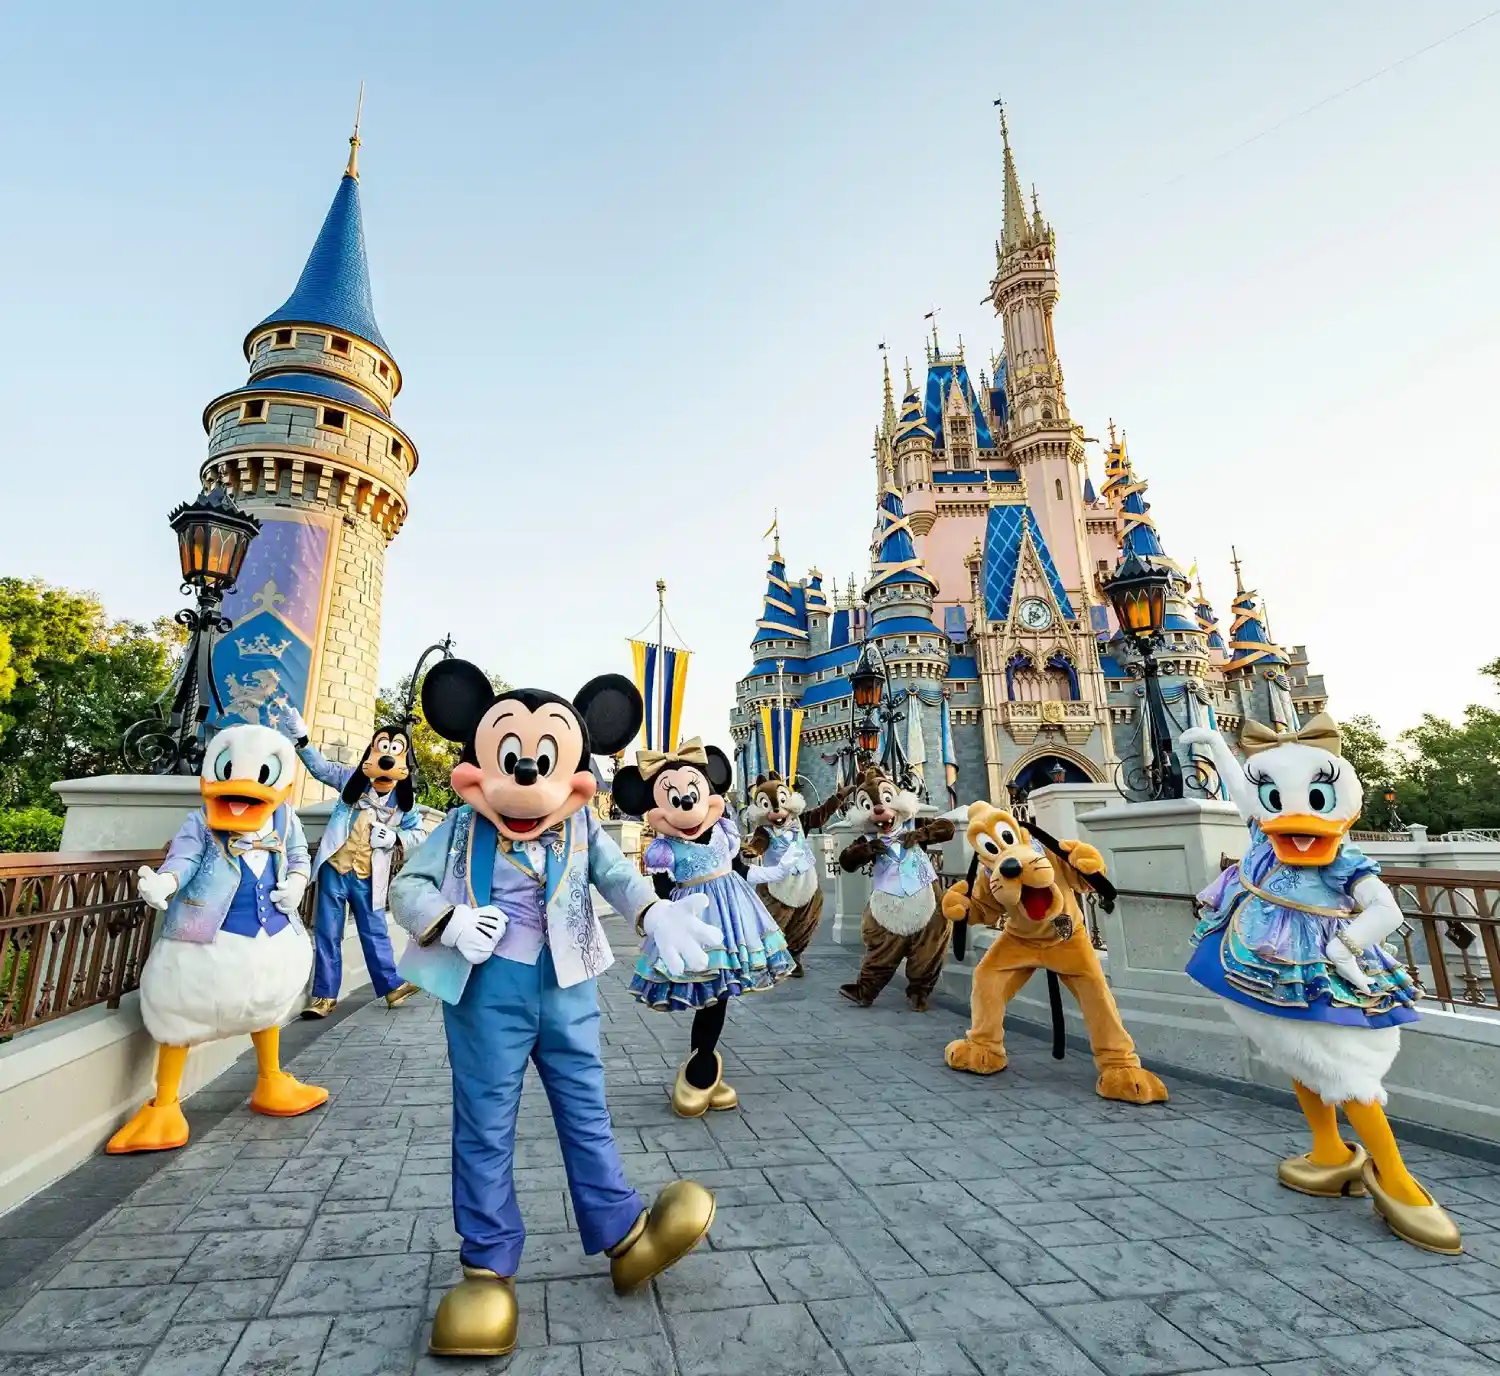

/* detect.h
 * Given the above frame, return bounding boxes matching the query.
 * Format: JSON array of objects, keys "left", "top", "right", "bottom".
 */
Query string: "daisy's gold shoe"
[
  {"left": 608, "top": 1181, "right": 716, "bottom": 1294},
  {"left": 1278, "top": 1143, "right": 1368, "bottom": 1198},
  {"left": 1362, "top": 1160, "right": 1463, "bottom": 1256},
  {"left": 385, "top": 982, "right": 419, "bottom": 1009},
  {"left": 428, "top": 1266, "right": 517, "bottom": 1357},
  {"left": 301, "top": 997, "right": 336, "bottom": 1020},
  {"left": 671, "top": 1060, "right": 714, "bottom": 1119}
]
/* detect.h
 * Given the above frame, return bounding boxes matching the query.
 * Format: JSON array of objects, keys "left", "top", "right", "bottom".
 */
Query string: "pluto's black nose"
[
  {"left": 514, "top": 758, "right": 539, "bottom": 786},
  {"left": 999, "top": 858, "right": 1023, "bottom": 879}
]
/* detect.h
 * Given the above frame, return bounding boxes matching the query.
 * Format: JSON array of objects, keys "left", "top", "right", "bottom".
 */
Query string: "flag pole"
[{"left": 655, "top": 579, "right": 666, "bottom": 752}]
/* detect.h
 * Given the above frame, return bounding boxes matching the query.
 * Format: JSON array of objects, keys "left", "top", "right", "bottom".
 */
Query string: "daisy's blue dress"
[
  {"left": 1187, "top": 822, "right": 1418, "bottom": 1029},
  {"left": 629, "top": 815, "right": 794, "bottom": 1010}
]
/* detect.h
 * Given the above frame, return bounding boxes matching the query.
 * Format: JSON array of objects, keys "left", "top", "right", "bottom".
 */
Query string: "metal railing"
[{"left": 1381, "top": 866, "right": 1500, "bottom": 1011}]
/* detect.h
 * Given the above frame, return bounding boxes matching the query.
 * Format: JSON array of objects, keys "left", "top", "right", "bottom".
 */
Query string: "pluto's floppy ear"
[
  {"left": 703, "top": 746, "right": 734, "bottom": 796},
  {"left": 611, "top": 766, "right": 653, "bottom": 819},
  {"left": 421, "top": 659, "right": 496, "bottom": 745},
  {"left": 575, "top": 675, "right": 643, "bottom": 756}
]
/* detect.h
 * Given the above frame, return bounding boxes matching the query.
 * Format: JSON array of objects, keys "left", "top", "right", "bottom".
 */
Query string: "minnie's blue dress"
[
  {"left": 1187, "top": 822, "right": 1417, "bottom": 1029},
  {"left": 629, "top": 816, "right": 794, "bottom": 1010}
]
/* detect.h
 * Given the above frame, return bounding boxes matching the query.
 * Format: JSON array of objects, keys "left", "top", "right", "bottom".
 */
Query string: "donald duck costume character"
[
  {"left": 108, "top": 723, "right": 327, "bottom": 1154},
  {"left": 388, "top": 660, "right": 722, "bottom": 1358},
  {"left": 277, "top": 705, "right": 424, "bottom": 1017},
  {"left": 1183, "top": 715, "right": 1462, "bottom": 1254}
]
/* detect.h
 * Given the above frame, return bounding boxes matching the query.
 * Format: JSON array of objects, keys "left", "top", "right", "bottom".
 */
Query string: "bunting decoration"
[
  {"left": 629, "top": 640, "right": 690, "bottom": 754},
  {"left": 758, "top": 705, "right": 803, "bottom": 781}
]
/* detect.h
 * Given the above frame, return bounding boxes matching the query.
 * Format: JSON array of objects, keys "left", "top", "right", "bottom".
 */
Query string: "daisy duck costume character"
[
  {"left": 1182, "top": 715, "right": 1461, "bottom": 1254},
  {"left": 613, "top": 740, "right": 796, "bottom": 1118},
  {"left": 388, "top": 660, "right": 722, "bottom": 1358},
  {"left": 109, "top": 723, "right": 327, "bottom": 1154},
  {"left": 276, "top": 705, "right": 424, "bottom": 1017}
]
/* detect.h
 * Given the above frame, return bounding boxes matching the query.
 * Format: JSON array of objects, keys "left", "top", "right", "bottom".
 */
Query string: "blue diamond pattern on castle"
[
  {"left": 923, "top": 360, "right": 995, "bottom": 450},
  {"left": 253, "top": 174, "right": 389, "bottom": 354},
  {"left": 983, "top": 505, "right": 1075, "bottom": 622},
  {"left": 868, "top": 488, "right": 936, "bottom": 591},
  {"left": 752, "top": 556, "right": 809, "bottom": 646}
]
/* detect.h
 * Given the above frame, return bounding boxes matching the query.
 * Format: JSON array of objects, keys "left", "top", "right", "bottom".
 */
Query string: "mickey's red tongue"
[
  {"left": 1021, "top": 887, "right": 1053, "bottom": 921},
  {"left": 505, "top": 817, "right": 541, "bottom": 834}
]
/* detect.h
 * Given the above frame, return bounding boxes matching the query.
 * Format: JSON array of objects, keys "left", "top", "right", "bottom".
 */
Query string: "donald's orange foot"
[
  {"left": 250, "top": 1072, "right": 329, "bottom": 1118},
  {"left": 106, "top": 1100, "right": 190, "bottom": 1154}
]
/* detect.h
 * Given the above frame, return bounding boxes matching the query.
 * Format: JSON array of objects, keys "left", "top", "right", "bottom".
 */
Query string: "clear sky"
[{"left": 2, "top": 1, "right": 1496, "bottom": 749}]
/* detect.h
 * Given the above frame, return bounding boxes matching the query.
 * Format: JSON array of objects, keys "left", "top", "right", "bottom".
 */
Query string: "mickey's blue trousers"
[
  {"left": 312, "top": 866, "right": 401, "bottom": 999},
  {"left": 443, "top": 950, "right": 645, "bottom": 1277}
]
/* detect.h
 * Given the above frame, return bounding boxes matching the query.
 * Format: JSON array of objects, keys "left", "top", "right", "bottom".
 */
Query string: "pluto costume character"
[
  {"left": 941, "top": 805, "right": 1168, "bottom": 1104},
  {"left": 108, "top": 724, "right": 327, "bottom": 1154},
  {"left": 742, "top": 772, "right": 849, "bottom": 977},
  {"left": 1183, "top": 716, "right": 1460, "bottom": 1254},
  {"left": 277, "top": 705, "right": 424, "bottom": 1017},
  {"left": 837, "top": 767, "right": 955, "bottom": 1011},
  {"left": 389, "top": 660, "right": 722, "bottom": 1357}
]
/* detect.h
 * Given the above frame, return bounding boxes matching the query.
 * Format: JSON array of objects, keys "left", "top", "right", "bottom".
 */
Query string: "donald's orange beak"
[
  {"left": 1262, "top": 814, "right": 1350, "bottom": 867},
  {"left": 200, "top": 778, "right": 288, "bottom": 833}
]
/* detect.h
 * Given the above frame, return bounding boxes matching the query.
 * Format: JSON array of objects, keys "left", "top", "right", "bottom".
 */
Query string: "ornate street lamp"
[
  {"left": 1049, "top": 760, "right": 1067, "bottom": 787},
  {"left": 124, "top": 488, "right": 261, "bottom": 776},
  {"left": 1104, "top": 550, "right": 1186, "bottom": 802}
]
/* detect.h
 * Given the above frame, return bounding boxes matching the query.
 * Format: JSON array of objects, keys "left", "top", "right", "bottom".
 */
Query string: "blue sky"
[{"left": 2, "top": 1, "right": 1496, "bottom": 746}]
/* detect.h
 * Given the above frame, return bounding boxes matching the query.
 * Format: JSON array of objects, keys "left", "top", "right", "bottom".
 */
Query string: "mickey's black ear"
[
  {"left": 575, "top": 674, "right": 643, "bottom": 756},
  {"left": 611, "top": 766, "right": 654, "bottom": 819},
  {"left": 703, "top": 746, "right": 734, "bottom": 796},
  {"left": 422, "top": 659, "right": 496, "bottom": 744}
]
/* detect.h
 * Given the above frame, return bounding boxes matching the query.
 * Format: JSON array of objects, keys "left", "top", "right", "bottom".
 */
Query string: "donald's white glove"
[
  {"left": 270, "top": 872, "right": 309, "bottom": 917},
  {"left": 279, "top": 703, "right": 310, "bottom": 742},
  {"left": 369, "top": 822, "right": 399, "bottom": 851},
  {"left": 136, "top": 867, "right": 178, "bottom": 912},
  {"left": 643, "top": 895, "right": 721, "bottom": 978},
  {"left": 442, "top": 904, "right": 507, "bottom": 964}
]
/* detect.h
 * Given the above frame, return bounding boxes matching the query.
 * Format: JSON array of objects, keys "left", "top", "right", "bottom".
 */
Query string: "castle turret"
[
  {"left": 1223, "top": 551, "right": 1300, "bottom": 744},
  {"left": 892, "top": 366, "right": 936, "bottom": 533},
  {"left": 200, "top": 116, "right": 415, "bottom": 794}
]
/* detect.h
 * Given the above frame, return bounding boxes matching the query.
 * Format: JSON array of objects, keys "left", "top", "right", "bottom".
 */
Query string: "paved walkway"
[{"left": 5, "top": 919, "right": 1500, "bottom": 1375}]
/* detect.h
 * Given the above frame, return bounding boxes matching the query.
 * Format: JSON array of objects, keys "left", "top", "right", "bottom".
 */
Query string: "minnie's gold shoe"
[
  {"left": 608, "top": 1180, "right": 716, "bottom": 1294},
  {"left": 1362, "top": 1159, "right": 1463, "bottom": 1255},
  {"left": 428, "top": 1266, "right": 517, "bottom": 1357},
  {"left": 671, "top": 1061, "right": 714, "bottom": 1118},
  {"left": 1277, "top": 1143, "right": 1368, "bottom": 1198},
  {"left": 709, "top": 1075, "right": 738, "bottom": 1111}
]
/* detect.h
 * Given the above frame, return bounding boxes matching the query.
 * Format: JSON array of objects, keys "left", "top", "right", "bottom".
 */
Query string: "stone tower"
[{"left": 199, "top": 119, "right": 416, "bottom": 798}]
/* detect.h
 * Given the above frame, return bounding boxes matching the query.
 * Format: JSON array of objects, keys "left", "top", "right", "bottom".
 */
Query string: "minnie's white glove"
[
  {"left": 136, "top": 867, "right": 178, "bottom": 912},
  {"left": 442, "top": 904, "right": 507, "bottom": 964},
  {"left": 270, "top": 872, "right": 309, "bottom": 917},
  {"left": 643, "top": 895, "right": 721, "bottom": 977},
  {"left": 369, "top": 822, "right": 398, "bottom": 851}
]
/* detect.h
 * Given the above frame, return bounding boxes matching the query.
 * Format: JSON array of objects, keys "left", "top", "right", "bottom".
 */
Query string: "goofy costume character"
[
  {"left": 389, "top": 659, "right": 723, "bottom": 1358},
  {"left": 278, "top": 705, "right": 424, "bottom": 1016}
]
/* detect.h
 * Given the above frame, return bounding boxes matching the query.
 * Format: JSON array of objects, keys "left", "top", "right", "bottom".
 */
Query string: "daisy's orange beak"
[
  {"left": 200, "top": 778, "right": 289, "bottom": 833},
  {"left": 1261, "top": 813, "right": 1351, "bottom": 867}
]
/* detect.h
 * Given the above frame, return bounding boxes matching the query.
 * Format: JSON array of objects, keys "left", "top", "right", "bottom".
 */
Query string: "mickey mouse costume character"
[
  {"left": 613, "top": 740, "right": 796, "bottom": 1117},
  {"left": 277, "top": 706, "right": 425, "bottom": 1017},
  {"left": 837, "top": 765, "right": 955, "bottom": 1011},
  {"left": 388, "top": 660, "right": 722, "bottom": 1358},
  {"left": 108, "top": 723, "right": 327, "bottom": 1154},
  {"left": 741, "top": 772, "right": 850, "bottom": 977}
]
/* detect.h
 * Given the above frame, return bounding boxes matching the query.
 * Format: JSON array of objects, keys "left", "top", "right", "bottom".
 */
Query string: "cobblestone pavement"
[{"left": 6, "top": 918, "right": 1500, "bottom": 1375}]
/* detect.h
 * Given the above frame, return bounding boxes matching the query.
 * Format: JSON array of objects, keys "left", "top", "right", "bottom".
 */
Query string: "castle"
[
  {"left": 730, "top": 108, "right": 1327, "bottom": 809},
  {"left": 197, "top": 116, "right": 415, "bottom": 798}
]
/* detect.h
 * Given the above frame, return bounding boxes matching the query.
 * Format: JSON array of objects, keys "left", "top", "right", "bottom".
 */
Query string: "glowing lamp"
[
  {"left": 1105, "top": 551, "right": 1171, "bottom": 641},
  {"left": 169, "top": 487, "right": 261, "bottom": 595}
]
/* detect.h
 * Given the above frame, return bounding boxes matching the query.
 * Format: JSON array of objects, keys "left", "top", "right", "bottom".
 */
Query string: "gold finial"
[
  {"left": 1031, "top": 183, "right": 1040, "bottom": 215},
  {"left": 346, "top": 81, "right": 365, "bottom": 180},
  {"left": 994, "top": 95, "right": 1009, "bottom": 146},
  {"left": 904, "top": 357, "right": 913, "bottom": 390},
  {"left": 1107, "top": 417, "right": 1117, "bottom": 447},
  {"left": 763, "top": 510, "right": 781, "bottom": 560},
  {"left": 1230, "top": 545, "right": 1245, "bottom": 594}
]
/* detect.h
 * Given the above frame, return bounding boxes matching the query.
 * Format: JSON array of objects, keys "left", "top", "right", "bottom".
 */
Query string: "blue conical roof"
[
  {"left": 1226, "top": 584, "right": 1287, "bottom": 668},
  {"left": 250, "top": 173, "right": 390, "bottom": 356},
  {"left": 1101, "top": 445, "right": 1166, "bottom": 559},
  {"left": 867, "top": 488, "right": 936, "bottom": 592},
  {"left": 752, "top": 556, "right": 810, "bottom": 647}
]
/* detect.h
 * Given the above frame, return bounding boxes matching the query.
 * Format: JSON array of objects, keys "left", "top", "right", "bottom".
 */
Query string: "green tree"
[
  {"left": 1396, "top": 666, "right": 1500, "bottom": 836},
  {"left": 376, "top": 665, "right": 509, "bottom": 813},
  {"left": 1338, "top": 713, "right": 1399, "bottom": 830}
]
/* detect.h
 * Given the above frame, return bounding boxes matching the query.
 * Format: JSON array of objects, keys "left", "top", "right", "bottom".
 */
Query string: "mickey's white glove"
[
  {"left": 369, "top": 822, "right": 398, "bottom": 851},
  {"left": 136, "top": 867, "right": 178, "bottom": 912},
  {"left": 279, "top": 704, "right": 310, "bottom": 742},
  {"left": 442, "top": 904, "right": 506, "bottom": 964},
  {"left": 643, "top": 895, "right": 721, "bottom": 977},
  {"left": 270, "top": 872, "right": 309, "bottom": 917}
]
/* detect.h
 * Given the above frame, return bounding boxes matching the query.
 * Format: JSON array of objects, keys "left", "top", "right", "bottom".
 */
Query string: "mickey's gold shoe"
[
  {"left": 608, "top": 1181, "right": 715, "bottom": 1294},
  {"left": 1362, "top": 1160, "right": 1463, "bottom": 1256},
  {"left": 385, "top": 982, "right": 419, "bottom": 1010},
  {"left": 1278, "top": 1143, "right": 1368, "bottom": 1198},
  {"left": 428, "top": 1266, "right": 517, "bottom": 1357},
  {"left": 671, "top": 1062, "right": 714, "bottom": 1119}
]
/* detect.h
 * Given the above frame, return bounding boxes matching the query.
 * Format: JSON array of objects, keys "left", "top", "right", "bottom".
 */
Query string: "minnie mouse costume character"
[
  {"left": 388, "top": 660, "right": 722, "bottom": 1358},
  {"left": 613, "top": 741, "right": 795, "bottom": 1118},
  {"left": 277, "top": 707, "right": 425, "bottom": 1017}
]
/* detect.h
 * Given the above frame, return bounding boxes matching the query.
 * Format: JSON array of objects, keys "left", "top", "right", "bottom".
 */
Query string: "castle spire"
[
  {"left": 346, "top": 82, "right": 364, "bottom": 180},
  {"left": 995, "top": 98, "right": 1030, "bottom": 252},
  {"left": 880, "top": 344, "right": 897, "bottom": 437},
  {"left": 1225, "top": 554, "right": 1287, "bottom": 668}
]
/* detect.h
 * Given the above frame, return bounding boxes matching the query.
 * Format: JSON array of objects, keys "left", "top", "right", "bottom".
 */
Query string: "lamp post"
[
  {"left": 124, "top": 487, "right": 261, "bottom": 775},
  {"left": 1103, "top": 550, "right": 1187, "bottom": 802},
  {"left": 846, "top": 642, "right": 919, "bottom": 793},
  {"left": 1049, "top": 760, "right": 1067, "bottom": 787}
]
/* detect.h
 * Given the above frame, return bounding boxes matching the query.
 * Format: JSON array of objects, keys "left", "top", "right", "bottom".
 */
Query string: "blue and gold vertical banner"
[
  {"left": 629, "top": 641, "right": 690, "bottom": 754},
  {"left": 758, "top": 706, "right": 803, "bottom": 781}
]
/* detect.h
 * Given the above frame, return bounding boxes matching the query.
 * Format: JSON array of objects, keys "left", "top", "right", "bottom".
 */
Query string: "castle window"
[
  {"left": 330, "top": 336, "right": 351, "bottom": 356},
  {"left": 1055, "top": 478, "right": 1064, "bottom": 501},
  {"left": 273, "top": 328, "right": 293, "bottom": 347},
  {"left": 319, "top": 407, "right": 349, "bottom": 434},
  {"left": 377, "top": 360, "right": 390, "bottom": 380},
  {"left": 239, "top": 399, "right": 266, "bottom": 423},
  {"left": 908, "top": 636, "right": 918, "bottom": 647},
  {"left": 390, "top": 438, "right": 404, "bottom": 462}
]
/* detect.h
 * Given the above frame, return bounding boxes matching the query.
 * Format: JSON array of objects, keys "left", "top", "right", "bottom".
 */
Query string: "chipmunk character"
[
  {"left": 388, "top": 660, "right": 720, "bottom": 1357},
  {"left": 837, "top": 766, "right": 955, "bottom": 1011},
  {"left": 741, "top": 772, "right": 850, "bottom": 977},
  {"left": 1183, "top": 717, "right": 1459, "bottom": 1255},
  {"left": 277, "top": 706, "right": 425, "bottom": 1018},
  {"left": 941, "top": 804, "right": 1168, "bottom": 1104},
  {"left": 614, "top": 741, "right": 796, "bottom": 1117},
  {"left": 109, "top": 724, "right": 327, "bottom": 1154}
]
